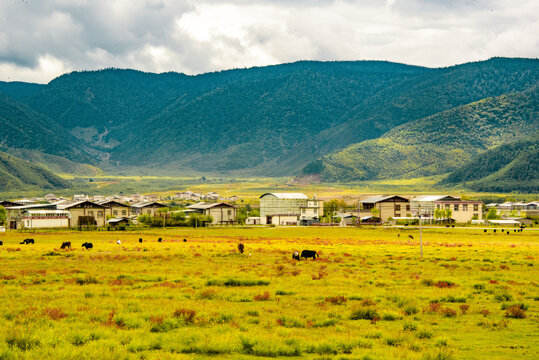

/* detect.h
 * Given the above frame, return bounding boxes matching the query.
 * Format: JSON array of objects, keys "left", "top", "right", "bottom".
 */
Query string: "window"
[
  {"left": 445, "top": 204, "right": 450, "bottom": 210},
  {"left": 147, "top": 210, "right": 151, "bottom": 214},
  {"left": 88, "top": 211, "right": 94, "bottom": 216},
  {"left": 454, "top": 205, "right": 459, "bottom": 211},
  {"left": 302, "top": 208, "right": 306, "bottom": 214},
  {"left": 395, "top": 213, "right": 401, "bottom": 217},
  {"left": 122, "top": 210, "right": 127, "bottom": 216},
  {"left": 113, "top": 210, "right": 118, "bottom": 216},
  {"left": 463, "top": 204, "right": 468, "bottom": 211},
  {"left": 395, "top": 205, "right": 401, "bottom": 211},
  {"left": 406, "top": 205, "right": 410, "bottom": 211},
  {"left": 473, "top": 204, "right": 479, "bottom": 211},
  {"left": 227, "top": 210, "right": 231, "bottom": 216},
  {"left": 98, "top": 211, "right": 103, "bottom": 217},
  {"left": 436, "top": 204, "right": 441, "bottom": 209}
]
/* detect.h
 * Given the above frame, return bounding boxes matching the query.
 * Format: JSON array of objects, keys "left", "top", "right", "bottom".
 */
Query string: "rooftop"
[{"left": 260, "top": 193, "right": 309, "bottom": 199}]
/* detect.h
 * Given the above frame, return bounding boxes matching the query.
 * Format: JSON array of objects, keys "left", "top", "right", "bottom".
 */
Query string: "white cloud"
[{"left": 0, "top": 0, "right": 537, "bottom": 83}]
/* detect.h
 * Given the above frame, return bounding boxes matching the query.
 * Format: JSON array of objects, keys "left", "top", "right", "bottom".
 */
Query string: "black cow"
[
  {"left": 20, "top": 238, "right": 34, "bottom": 244},
  {"left": 238, "top": 243, "right": 245, "bottom": 254},
  {"left": 183, "top": 238, "right": 187, "bottom": 242},
  {"left": 158, "top": 238, "right": 162, "bottom": 243},
  {"left": 408, "top": 235, "right": 414, "bottom": 240},
  {"left": 300, "top": 250, "right": 318, "bottom": 260},
  {"left": 484, "top": 229, "right": 487, "bottom": 233},
  {"left": 60, "top": 241, "right": 71, "bottom": 249},
  {"left": 82, "top": 242, "right": 93, "bottom": 249},
  {"left": 139, "top": 238, "right": 143, "bottom": 243},
  {"left": 292, "top": 251, "right": 300, "bottom": 260},
  {"left": 0, "top": 240, "right": 3, "bottom": 246}
]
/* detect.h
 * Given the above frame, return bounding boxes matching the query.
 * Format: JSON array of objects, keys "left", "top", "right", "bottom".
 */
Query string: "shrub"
[
  {"left": 382, "top": 313, "right": 398, "bottom": 321},
  {"left": 275, "top": 290, "right": 296, "bottom": 295},
  {"left": 494, "top": 293, "right": 513, "bottom": 302},
  {"left": 459, "top": 304, "right": 470, "bottom": 314},
  {"left": 417, "top": 330, "right": 433, "bottom": 339},
  {"left": 384, "top": 337, "right": 405, "bottom": 346},
  {"left": 173, "top": 308, "right": 196, "bottom": 324},
  {"left": 150, "top": 319, "right": 178, "bottom": 333},
  {"left": 404, "top": 305, "right": 419, "bottom": 315},
  {"left": 504, "top": 305, "right": 526, "bottom": 319},
  {"left": 473, "top": 284, "right": 485, "bottom": 290},
  {"left": 434, "top": 281, "right": 457, "bottom": 288},
  {"left": 403, "top": 322, "right": 418, "bottom": 331},
  {"left": 360, "top": 299, "right": 376, "bottom": 306},
  {"left": 325, "top": 295, "right": 347, "bottom": 305},
  {"left": 43, "top": 308, "right": 67, "bottom": 320},
  {"left": 441, "top": 308, "right": 457, "bottom": 317},
  {"left": 254, "top": 291, "right": 270, "bottom": 301},
  {"left": 424, "top": 302, "right": 442, "bottom": 313},
  {"left": 350, "top": 307, "right": 379, "bottom": 320},
  {"left": 206, "top": 279, "right": 270, "bottom": 287},
  {"left": 501, "top": 303, "right": 528, "bottom": 311},
  {"left": 276, "top": 317, "right": 304, "bottom": 328},
  {"left": 76, "top": 276, "right": 99, "bottom": 285}
]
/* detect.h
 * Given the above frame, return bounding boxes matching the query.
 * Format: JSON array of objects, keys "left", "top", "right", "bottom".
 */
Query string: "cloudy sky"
[{"left": 0, "top": 0, "right": 537, "bottom": 83}]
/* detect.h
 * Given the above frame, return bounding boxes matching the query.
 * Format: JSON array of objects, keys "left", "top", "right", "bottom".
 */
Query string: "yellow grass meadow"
[{"left": 0, "top": 226, "right": 537, "bottom": 359}]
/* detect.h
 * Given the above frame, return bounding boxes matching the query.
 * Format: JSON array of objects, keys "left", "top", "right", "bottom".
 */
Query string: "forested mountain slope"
[
  {"left": 0, "top": 57, "right": 537, "bottom": 183},
  {"left": 303, "top": 87, "right": 538, "bottom": 182},
  {"left": 0, "top": 151, "right": 70, "bottom": 191}
]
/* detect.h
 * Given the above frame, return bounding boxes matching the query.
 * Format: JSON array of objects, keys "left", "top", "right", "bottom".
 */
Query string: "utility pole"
[{"left": 419, "top": 214, "right": 423, "bottom": 259}]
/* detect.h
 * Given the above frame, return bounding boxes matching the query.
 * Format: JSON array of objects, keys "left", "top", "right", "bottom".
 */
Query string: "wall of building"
[
  {"left": 68, "top": 208, "right": 106, "bottom": 227},
  {"left": 206, "top": 206, "right": 236, "bottom": 224},
  {"left": 23, "top": 218, "right": 69, "bottom": 229},
  {"left": 436, "top": 202, "right": 483, "bottom": 223},
  {"left": 104, "top": 206, "right": 130, "bottom": 218}
]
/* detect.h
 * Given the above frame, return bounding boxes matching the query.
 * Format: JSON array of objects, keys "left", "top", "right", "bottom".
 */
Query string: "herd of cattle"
[{"left": 0, "top": 238, "right": 321, "bottom": 260}]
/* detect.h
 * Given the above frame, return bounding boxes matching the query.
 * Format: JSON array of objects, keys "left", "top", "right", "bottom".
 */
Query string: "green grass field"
[{"left": 0, "top": 227, "right": 537, "bottom": 359}]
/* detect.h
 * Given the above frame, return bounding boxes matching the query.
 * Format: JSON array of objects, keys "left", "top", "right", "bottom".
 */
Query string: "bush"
[
  {"left": 441, "top": 308, "right": 457, "bottom": 317},
  {"left": 254, "top": 291, "right": 270, "bottom": 301},
  {"left": 504, "top": 305, "right": 526, "bottom": 318},
  {"left": 350, "top": 307, "right": 379, "bottom": 320},
  {"left": 325, "top": 295, "right": 347, "bottom": 305},
  {"left": 417, "top": 330, "right": 433, "bottom": 339},
  {"left": 206, "top": 279, "right": 270, "bottom": 287},
  {"left": 403, "top": 322, "right": 418, "bottom": 331},
  {"left": 173, "top": 308, "right": 196, "bottom": 324}
]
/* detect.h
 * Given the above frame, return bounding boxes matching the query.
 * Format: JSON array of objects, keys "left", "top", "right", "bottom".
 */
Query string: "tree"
[
  {"left": 0, "top": 206, "right": 5, "bottom": 226},
  {"left": 370, "top": 207, "right": 380, "bottom": 218},
  {"left": 434, "top": 208, "right": 443, "bottom": 222},
  {"left": 486, "top": 208, "right": 499, "bottom": 220},
  {"left": 444, "top": 208, "right": 453, "bottom": 222}
]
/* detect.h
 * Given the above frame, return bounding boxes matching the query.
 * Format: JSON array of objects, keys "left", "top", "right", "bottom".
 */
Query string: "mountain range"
[{"left": 0, "top": 57, "right": 537, "bottom": 192}]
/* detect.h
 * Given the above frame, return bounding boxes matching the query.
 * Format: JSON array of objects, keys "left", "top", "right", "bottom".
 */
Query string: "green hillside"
[
  {"left": 442, "top": 133, "right": 539, "bottom": 192},
  {"left": 0, "top": 58, "right": 537, "bottom": 185},
  {"left": 0, "top": 94, "right": 99, "bottom": 164},
  {"left": 305, "top": 87, "right": 538, "bottom": 183},
  {"left": 0, "top": 151, "right": 70, "bottom": 191}
]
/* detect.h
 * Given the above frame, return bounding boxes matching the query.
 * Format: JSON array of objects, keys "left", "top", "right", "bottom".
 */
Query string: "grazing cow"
[
  {"left": 507, "top": 231, "right": 510, "bottom": 235},
  {"left": 501, "top": 229, "right": 504, "bottom": 232},
  {"left": 0, "top": 240, "right": 3, "bottom": 246},
  {"left": 292, "top": 251, "right": 300, "bottom": 261},
  {"left": 183, "top": 238, "right": 187, "bottom": 242},
  {"left": 158, "top": 238, "right": 162, "bottom": 243},
  {"left": 300, "top": 250, "right": 318, "bottom": 260},
  {"left": 20, "top": 238, "right": 34, "bottom": 244},
  {"left": 484, "top": 229, "right": 487, "bottom": 233},
  {"left": 81, "top": 242, "right": 93, "bottom": 249},
  {"left": 60, "top": 241, "right": 71, "bottom": 250},
  {"left": 397, "top": 234, "right": 400, "bottom": 238},
  {"left": 408, "top": 235, "right": 414, "bottom": 240},
  {"left": 238, "top": 243, "right": 245, "bottom": 254},
  {"left": 139, "top": 238, "right": 143, "bottom": 243},
  {"left": 116, "top": 240, "right": 121, "bottom": 245},
  {"left": 493, "top": 229, "right": 496, "bottom": 233}
]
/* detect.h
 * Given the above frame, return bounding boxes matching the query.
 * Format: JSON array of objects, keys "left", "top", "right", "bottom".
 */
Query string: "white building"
[
  {"left": 259, "top": 193, "right": 323, "bottom": 225},
  {"left": 21, "top": 210, "right": 70, "bottom": 229}
]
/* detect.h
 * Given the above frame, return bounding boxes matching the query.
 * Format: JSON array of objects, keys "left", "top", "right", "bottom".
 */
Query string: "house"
[
  {"left": 187, "top": 202, "right": 237, "bottom": 225},
  {"left": 410, "top": 195, "right": 460, "bottom": 217},
  {"left": 131, "top": 202, "right": 167, "bottom": 216},
  {"left": 107, "top": 217, "right": 130, "bottom": 229},
  {"left": 44, "top": 194, "right": 58, "bottom": 202},
  {"left": 259, "top": 193, "right": 323, "bottom": 225},
  {"left": 359, "top": 195, "right": 410, "bottom": 222},
  {"left": 433, "top": 200, "right": 483, "bottom": 223},
  {"left": 96, "top": 200, "right": 131, "bottom": 218},
  {"left": 20, "top": 210, "right": 70, "bottom": 229},
  {"left": 334, "top": 213, "right": 358, "bottom": 226},
  {"left": 0, "top": 200, "right": 22, "bottom": 208},
  {"left": 57, "top": 201, "right": 107, "bottom": 227},
  {"left": 246, "top": 216, "right": 261, "bottom": 225},
  {"left": 5, "top": 203, "right": 58, "bottom": 229}
]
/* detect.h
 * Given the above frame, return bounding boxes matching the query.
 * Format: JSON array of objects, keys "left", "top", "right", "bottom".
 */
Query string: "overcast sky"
[{"left": 0, "top": 0, "right": 537, "bottom": 83}]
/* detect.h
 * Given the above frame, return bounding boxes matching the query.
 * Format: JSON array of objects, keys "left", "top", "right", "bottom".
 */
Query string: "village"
[{"left": 0, "top": 191, "right": 537, "bottom": 231}]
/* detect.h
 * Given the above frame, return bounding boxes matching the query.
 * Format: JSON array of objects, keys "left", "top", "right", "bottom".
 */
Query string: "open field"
[{"left": 0, "top": 227, "right": 538, "bottom": 359}]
